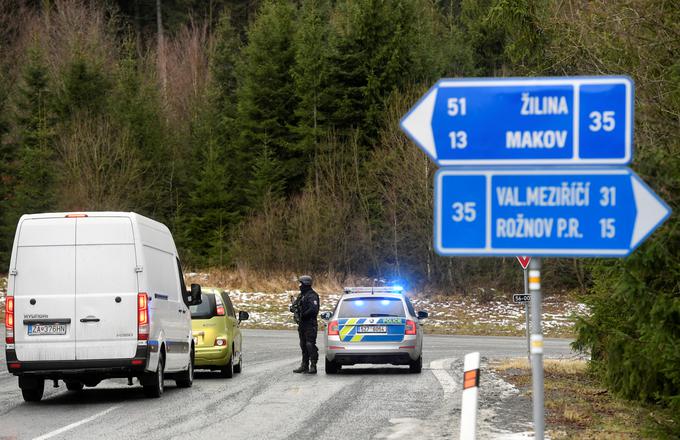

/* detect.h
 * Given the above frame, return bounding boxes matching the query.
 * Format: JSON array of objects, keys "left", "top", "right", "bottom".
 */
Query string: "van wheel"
[
  {"left": 19, "top": 377, "right": 44, "bottom": 402},
  {"left": 325, "top": 358, "right": 340, "bottom": 374},
  {"left": 176, "top": 349, "right": 194, "bottom": 388},
  {"left": 409, "top": 356, "right": 423, "bottom": 374},
  {"left": 65, "top": 381, "right": 84, "bottom": 391},
  {"left": 143, "top": 354, "right": 164, "bottom": 398},
  {"left": 220, "top": 351, "right": 234, "bottom": 378},
  {"left": 233, "top": 352, "right": 242, "bottom": 374}
]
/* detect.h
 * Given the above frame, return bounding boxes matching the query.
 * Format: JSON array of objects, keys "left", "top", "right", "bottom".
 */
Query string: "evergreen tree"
[
  {"left": 185, "top": 141, "right": 238, "bottom": 266},
  {"left": 233, "top": 0, "right": 299, "bottom": 200},
  {"left": 325, "top": 0, "right": 439, "bottom": 148},
  {"left": 109, "top": 38, "right": 170, "bottom": 216},
  {"left": 55, "top": 56, "right": 110, "bottom": 119},
  {"left": 458, "top": 0, "right": 507, "bottom": 75},
  {"left": 292, "top": 0, "right": 331, "bottom": 162},
  {"left": 211, "top": 13, "right": 240, "bottom": 126},
  {"left": 11, "top": 47, "right": 57, "bottom": 217},
  {"left": 0, "top": 68, "right": 14, "bottom": 268},
  {"left": 246, "top": 141, "right": 285, "bottom": 210}
]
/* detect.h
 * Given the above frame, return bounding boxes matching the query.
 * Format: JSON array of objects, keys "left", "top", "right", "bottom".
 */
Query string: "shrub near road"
[{"left": 493, "top": 359, "right": 679, "bottom": 439}]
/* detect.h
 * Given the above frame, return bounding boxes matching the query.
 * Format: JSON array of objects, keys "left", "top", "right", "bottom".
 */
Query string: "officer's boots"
[
  {"left": 308, "top": 360, "right": 317, "bottom": 375},
  {"left": 293, "top": 360, "right": 309, "bottom": 374}
]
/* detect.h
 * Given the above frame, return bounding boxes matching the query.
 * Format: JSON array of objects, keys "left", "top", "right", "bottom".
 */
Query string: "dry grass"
[
  {"left": 491, "top": 358, "right": 678, "bottom": 439},
  {"left": 180, "top": 268, "right": 584, "bottom": 337},
  {"left": 184, "top": 267, "right": 376, "bottom": 295}
]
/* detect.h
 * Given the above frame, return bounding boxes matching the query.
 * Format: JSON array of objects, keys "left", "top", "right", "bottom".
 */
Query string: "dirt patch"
[{"left": 490, "top": 358, "right": 679, "bottom": 439}]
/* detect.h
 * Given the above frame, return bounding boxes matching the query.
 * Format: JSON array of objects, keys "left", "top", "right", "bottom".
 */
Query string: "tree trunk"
[{"left": 156, "top": 0, "right": 167, "bottom": 99}]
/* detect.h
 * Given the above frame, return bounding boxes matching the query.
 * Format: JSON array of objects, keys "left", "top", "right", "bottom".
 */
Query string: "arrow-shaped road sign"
[
  {"left": 401, "top": 77, "right": 633, "bottom": 166},
  {"left": 434, "top": 168, "right": 670, "bottom": 257}
]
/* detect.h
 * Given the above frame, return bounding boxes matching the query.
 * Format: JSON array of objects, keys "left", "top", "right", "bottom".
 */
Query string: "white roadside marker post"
[
  {"left": 529, "top": 258, "right": 544, "bottom": 439},
  {"left": 460, "top": 352, "right": 480, "bottom": 440}
]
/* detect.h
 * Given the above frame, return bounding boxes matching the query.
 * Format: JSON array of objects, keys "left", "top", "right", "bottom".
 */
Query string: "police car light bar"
[{"left": 343, "top": 286, "right": 404, "bottom": 294}]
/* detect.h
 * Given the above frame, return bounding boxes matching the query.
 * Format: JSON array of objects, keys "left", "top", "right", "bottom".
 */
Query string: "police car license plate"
[
  {"left": 357, "top": 325, "right": 387, "bottom": 334},
  {"left": 28, "top": 324, "right": 67, "bottom": 336}
]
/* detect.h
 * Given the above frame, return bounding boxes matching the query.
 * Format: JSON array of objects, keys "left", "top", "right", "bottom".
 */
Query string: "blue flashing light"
[
  {"left": 355, "top": 300, "right": 364, "bottom": 306},
  {"left": 381, "top": 300, "right": 390, "bottom": 306},
  {"left": 392, "top": 285, "right": 404, "bottom": 292}
]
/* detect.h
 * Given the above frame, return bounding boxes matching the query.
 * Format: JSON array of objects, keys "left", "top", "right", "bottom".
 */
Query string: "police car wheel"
[
  {"left": 409, "top": 356, "right": 422, "bottom": 374},
  {"left": 325, "top": 358, "right": 340, "bottom": 374}
]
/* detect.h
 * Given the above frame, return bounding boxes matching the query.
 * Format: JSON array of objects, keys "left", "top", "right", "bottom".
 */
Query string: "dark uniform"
[{"left": 292, "top": 276, "right": 319, "bottom": 374}]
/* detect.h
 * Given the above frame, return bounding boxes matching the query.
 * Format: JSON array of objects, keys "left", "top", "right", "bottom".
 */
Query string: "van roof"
[
  {"left": 20, "top": 211, "right": 166, "bottom": 229},
  {"left": 18, "top": 212, "right": 176, "bottom": 254}
]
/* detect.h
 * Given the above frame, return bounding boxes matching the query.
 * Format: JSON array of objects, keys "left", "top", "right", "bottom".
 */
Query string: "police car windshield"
[
  {"left": 190, "top": 293, "right": 216, "bottom": 319},
  {"left": 338, "top": 297, "right": 405, "bottom": 318}
]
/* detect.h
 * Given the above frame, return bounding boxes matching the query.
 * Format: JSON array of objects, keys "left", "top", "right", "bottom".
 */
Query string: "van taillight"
[
  {"left": 328, "top": 320, "right": 339, "bottom": 336},
  {"left": 65, "top": 213, "right": 88, "bottom": 218},
  {"left": 138, "top": 293, "right": 149, "bottom": 340},
  {"left": 5, "top": 296, "right": 14, "bottom": 344},
  {"left": 405, "top": 320, "right": 417, "bottom": 335},
  {"left": 215, "top": 294, "right": 225, "bottom": 316}
]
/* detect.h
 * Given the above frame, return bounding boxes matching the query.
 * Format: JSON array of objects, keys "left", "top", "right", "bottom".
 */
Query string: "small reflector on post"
[
  {"left": 65, "top": 213, "right": 88, "bottom": 218},
  {"left": 463, "top": 369, "right": 480, "bottom": 389}
]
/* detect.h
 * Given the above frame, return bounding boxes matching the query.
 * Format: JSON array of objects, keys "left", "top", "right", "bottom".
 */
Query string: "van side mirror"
[
  {"left": 185, "top": 284, "right": 202, "bottom": 306},
  {"left": 320, "top": 311, "right": 332, "bottom": 321},
  {"left": 238, "top": 310, "right": 249, "bottom": 323},
  {"left": 417, "top": 310, "right": 428, "bottom": 320}
]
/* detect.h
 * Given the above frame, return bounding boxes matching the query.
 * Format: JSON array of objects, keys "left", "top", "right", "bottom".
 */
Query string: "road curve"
[{"left": 0, "top": 329, "right": 574, "bottom": 439}]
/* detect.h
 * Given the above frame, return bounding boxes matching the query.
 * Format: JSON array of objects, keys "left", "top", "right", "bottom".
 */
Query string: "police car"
[{"left": 320, "top": 287, "right": 428, "bottom": 374}]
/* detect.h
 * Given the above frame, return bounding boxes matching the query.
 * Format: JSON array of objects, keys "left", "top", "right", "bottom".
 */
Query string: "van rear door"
[
  {"left": 74, "top": 216, "right": 139, "bottom": 360},
  {"left": 13, "top": 217, "right": 77, "bottom": 361}
]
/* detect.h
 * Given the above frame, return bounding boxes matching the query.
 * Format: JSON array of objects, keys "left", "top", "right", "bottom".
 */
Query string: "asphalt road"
[{"left": 0, "top": 329, "right": 574, "bottom": 440}]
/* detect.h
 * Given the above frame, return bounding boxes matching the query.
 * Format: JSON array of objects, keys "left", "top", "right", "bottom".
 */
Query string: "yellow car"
[{"left": 189, "top": 288, "right": 248, "bottom": 378}]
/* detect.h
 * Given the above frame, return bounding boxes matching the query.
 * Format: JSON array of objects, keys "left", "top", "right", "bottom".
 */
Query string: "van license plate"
[
  {"left": 28, "top": 324, "right": 67, "bottom": 336},
  {"left": 358, "top": 325, "right": 387, "bottom": 333}
]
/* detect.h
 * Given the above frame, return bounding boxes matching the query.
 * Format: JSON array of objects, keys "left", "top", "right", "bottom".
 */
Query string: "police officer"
[{"left": 292, "top": 275, "right": 319, "bottom": 374}]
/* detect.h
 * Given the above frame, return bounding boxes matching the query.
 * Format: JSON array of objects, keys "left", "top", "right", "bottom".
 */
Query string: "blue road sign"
[
  {"left": 434, "top": 168, "right": 670, "bottom": 257},
  {"left": 401, "top": 77, "right": 633, "bottom": 166}
]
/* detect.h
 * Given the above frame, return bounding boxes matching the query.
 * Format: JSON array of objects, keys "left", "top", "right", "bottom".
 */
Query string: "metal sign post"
[
  {"left": 529, "top": 258, "right": 544, "bottom": 439},
  {"left": 524, "top": 268, "right": 530, "bottom": 363}
]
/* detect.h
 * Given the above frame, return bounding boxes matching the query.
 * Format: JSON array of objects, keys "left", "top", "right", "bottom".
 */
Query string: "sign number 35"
[
  {"left": 589, "top": 111, "right": 615, "bottom": 132},
  {"left": 452, "top": 202, "right": 477, "bottom": 222}
]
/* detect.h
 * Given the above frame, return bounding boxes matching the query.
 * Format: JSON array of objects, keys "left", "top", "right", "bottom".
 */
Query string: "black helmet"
[{"left": 298, "top": 275, "right": 313, "bottom": 286}]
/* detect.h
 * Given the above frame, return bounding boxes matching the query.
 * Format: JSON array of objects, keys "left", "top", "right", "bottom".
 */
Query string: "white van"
[{"left": 4, "top": 212, "right": 202, "bottom": 401}]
